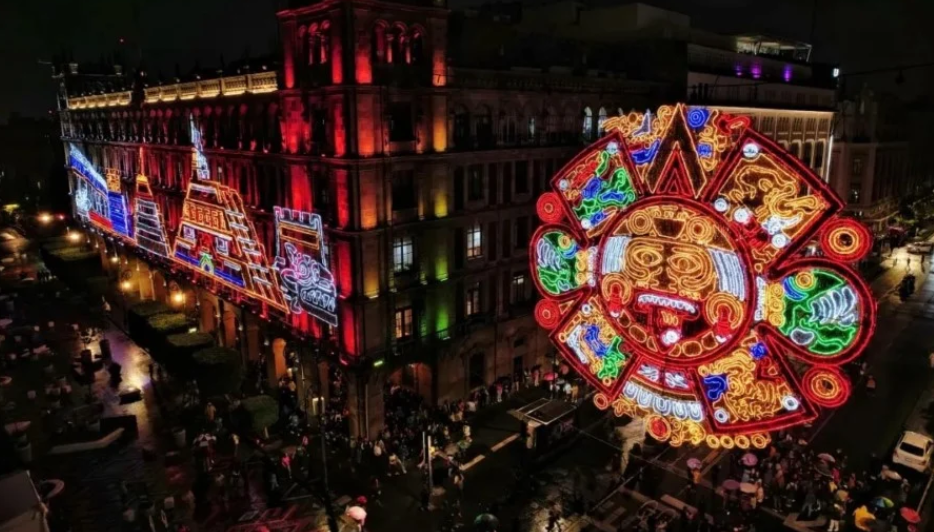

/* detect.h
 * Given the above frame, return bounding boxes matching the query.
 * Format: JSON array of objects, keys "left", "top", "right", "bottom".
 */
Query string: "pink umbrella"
[
  {"left": 741, "top": 453, "right": 758, "bottom": 466},
  {"left": 346, "top": 506, "right": 367, "bottom": 523},
  {"left": 543, "top": 372, "right": 558, "bottom": 382},
  {"left": 723, "top": 479, "right": 741, "bottom": 491},
  {"left": 686, "top": 458, "right": 702, "bottom": 470}
]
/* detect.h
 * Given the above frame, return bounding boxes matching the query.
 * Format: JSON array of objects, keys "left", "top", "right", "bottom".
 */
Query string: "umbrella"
[
  {"left": 872, "top": 497, "right": 894, "bottom": 509},
  {"left": 346, "top": 506, "right": 367, "bottom": 523},
  {"left": 835, "top": 489, "right": 849, "bottom": 502},
  {"left": 741, "top": 453, "right": 758, "bottom": 466},
  {"left": 853, "top": 506, "right": 875, "bottom": 532},
  {"left": 474, "top": 513, "right": 500, "bottom": 532},
  {"left": 900, "top": 507, "right": 921, "bottom": 524},
  {"left": 686, "top": 458, "right": 702, "bottom": 470},
  {"left": 881, "top": 468, "right": 902, "bottom": 481},
  {"left": 739, "top": 482, "right": 757, "bottom": 494},
  {"left": 722, "top": 479, "right": 741, "bottom": 491},
  {"left": 816, "top": 463, "right": 833, "bottom": 478},
  {"left": 543, "top": 372, "right": 557, "bottom": 382},
  {"left": 817, "top": 453, "right": 836, "bottom": 463}
]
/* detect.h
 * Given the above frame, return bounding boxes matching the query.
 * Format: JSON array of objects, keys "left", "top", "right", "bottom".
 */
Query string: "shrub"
[
  {"left": 166, "top": 332, "right": 214, "bottom": 349},
  {"left": 241, "top": 395, "right": 279, "bottom": 435},
  {"left": 147, "top": 313, "right": 189, "bottom": 332},
  {"left": 130, "top": 301, "right": 171, "bottom": 318},
  {"left": 48, "top": 247, "right": 97, "bottom": 262},
  {"left": 192, "top": 347, "right": 243, "bottom": 397}
]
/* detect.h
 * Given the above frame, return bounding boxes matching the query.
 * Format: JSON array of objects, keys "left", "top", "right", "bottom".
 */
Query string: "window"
[
  {"left": 814, "top": 142, "right": 825, "bottom": 170},
  {"left": 466, "top": 282, "right": 481, "bottom": 316},
  {"left": 391, "top": 170, "right": 416, "bottom": 210},
  {"left": 528, "top": 117, "right": 536, "bottom": 139},
  {"left": 468, "top": 165, "right": 483, "bottom": 201},
  {"left": 388, "top": 103, "right": 415, "bottom": 142},
  {"left": 395, "top": 307, "right": 414, "bottom": 339},
  {"left": 467, "top": 223, "right": 483, "bottom": 259},
  {"left": 515, "top": 216, "right": 529, "bottom": 245},
  {"left": 597, "top": 107, "right": 608, "bottom": 136},
  {"left": 582, "top": 107, "right": 593, "bottom": 139},
  {"left": 852, "top": 157, "right": 863, "bottom": 177},
  {"left": 849, "top": 183, "right": 860, "bottom": 204},
  {"left": 393, "top": 236, "right": 413, "bottom": 273},
  {"left": 511, "top": 273, "right": 528, "bottom": 304},
  {"left": 515, "top": 161, "right": 529, "bottom": 194},
  {"left": 803, "top": 142, "right": 813, "bottom": 168}
]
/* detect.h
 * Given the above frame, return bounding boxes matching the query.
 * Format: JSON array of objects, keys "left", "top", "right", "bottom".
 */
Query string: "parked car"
[{"left": 892, "top": 430, "right": 934, "bottom": 473}]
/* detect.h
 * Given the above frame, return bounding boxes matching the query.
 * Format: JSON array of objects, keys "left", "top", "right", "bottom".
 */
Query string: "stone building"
[{"left": 54, "top": 0, "right": 669, "bottom": 437}]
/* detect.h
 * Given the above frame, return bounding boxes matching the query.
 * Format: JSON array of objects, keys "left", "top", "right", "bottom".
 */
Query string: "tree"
[
  {"left": 240, "top": 395, "right": 278, "bottom": 438},
  {"left": 192, "top": 347, "right": 242, "bottom": 398}
]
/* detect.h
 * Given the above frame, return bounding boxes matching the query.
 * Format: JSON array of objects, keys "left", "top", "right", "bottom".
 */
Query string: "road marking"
[{"left": 491, "top": 434, "right": 519, "bottom": 451}]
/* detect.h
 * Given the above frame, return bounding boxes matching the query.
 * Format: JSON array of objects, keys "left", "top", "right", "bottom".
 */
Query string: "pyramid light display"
[
  {"left": 172, "top": 117, "right": 288, "bottom": 312},
  {"left": 134, "top": 167, "right": 170, "bottom": 257},
  {"left": 68, "top": 144, "right": 112, "bottom": 231},
  {"left": 531, "top": 104, "right": 876, "bottom": 449}
]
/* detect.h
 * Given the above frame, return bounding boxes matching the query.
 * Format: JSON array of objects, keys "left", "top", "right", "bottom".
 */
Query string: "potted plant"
[{"left": 241, "top": 395, "right": 279, "bottom": 440}]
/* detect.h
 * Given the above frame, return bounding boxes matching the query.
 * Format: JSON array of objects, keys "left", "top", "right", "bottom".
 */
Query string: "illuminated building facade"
[{"left": 53, "top": 0, "right": 668, "bottom": 436}]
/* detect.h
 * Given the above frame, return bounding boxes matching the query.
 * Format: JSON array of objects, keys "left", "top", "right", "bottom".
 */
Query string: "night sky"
[{"left": 1, "top": 0, "right": 931, "bottom": 122}]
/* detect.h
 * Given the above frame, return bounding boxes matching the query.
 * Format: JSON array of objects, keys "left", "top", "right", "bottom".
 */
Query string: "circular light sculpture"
[{"left": 530, "top": 104, "right": 876, "bottom": 448}]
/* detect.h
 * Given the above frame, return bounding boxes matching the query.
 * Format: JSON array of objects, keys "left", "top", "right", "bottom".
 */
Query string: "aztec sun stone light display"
[{"left": 531, "top": 104, "right": 876, "bottom": 449}]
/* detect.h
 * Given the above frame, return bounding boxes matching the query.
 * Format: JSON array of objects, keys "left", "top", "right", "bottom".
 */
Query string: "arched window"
[
  {"left": 452, "top": 105, "right": 470, "bottom": 148},
  {"left": 582, "top": 106, "right": 593, "bottom": 139},
  {"left": 318, "top": 21, "right": 331, "bottom": 64},
  {"left": 597, "top": 107, "right": 608, "bottom": 137},
  {"left": 410, "top": 27, "right": 425, "bottom": 65},
  {"left": 307, "top": 23, "right": 319, "bottom": 65},
  {"left": 475, "top": 105, "right": 493, "bottom": 148},
  {"left": 388, "top": 23, "right": 407, "bottom": 64},
  {"left": 791, "top": 141, "right": 802, "bottom": 160},
  {"left": 372, "top": 22, "right": 388, "bottom": 64},
  {"left": 814, "top": 141, "right": 825, "bottom": 171},
  {"left": 501, "top": 109, "right": 517, "bottom": 145},
  {"left": 803, "top": 142, "right": 814, "bottom": 168},
  {"left": 528, "top": 117, "right": 536, "bottom": 140},
  {"left": 545, "top": 107, "right": 558, "bottom": 144}
]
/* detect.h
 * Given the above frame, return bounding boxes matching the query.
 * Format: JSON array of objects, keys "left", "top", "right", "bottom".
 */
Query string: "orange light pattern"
[{"left": 532, "top": 104, "right": 877, "bottom": 446}]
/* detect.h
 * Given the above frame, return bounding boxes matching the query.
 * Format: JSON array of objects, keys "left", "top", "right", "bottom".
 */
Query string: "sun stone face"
[
  {"left": 600, "top": 201, "right": 750, "bottom": 362},
  {"left": 530, "top": 104, "right": 877, "bottom": 449}
]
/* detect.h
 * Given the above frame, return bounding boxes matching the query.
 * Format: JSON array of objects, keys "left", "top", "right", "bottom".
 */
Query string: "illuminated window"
[
  {"left": 465, "top": 282, "right": 481, "bottom": 316},
  {"left": 582, "top": 107, "right": 593, "bottom": 139},
  {"left": 597, "top": 107, "right": 608, "bottom": 136},
  {"left": 528, "top": 117, "right": 536, "bottom": 140},
  {"left": 393, "top": 235, "right": 413, "bottom": 273},
  {"left": 849, "top": 184, "right": 860, "bottom": 203},
  {"left": 395, "top": 307, "right": 414, "bottom": 339},
  {"left": 467, "top": 223, "right": 483, "bottom": 259},
  {"left": 511, "top": 272, "right": 528, "bottom": 304}
]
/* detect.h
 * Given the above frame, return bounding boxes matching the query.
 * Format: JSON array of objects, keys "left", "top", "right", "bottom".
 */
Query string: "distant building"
[
  {"left": 827, "top": 87, "right": 919, "bottom": 233},
  {"left": 0, "top": 114, "right": 65, "bottom": 211},
  {"left": 518, "top": 1, "right": 839, "bottom": 181}
]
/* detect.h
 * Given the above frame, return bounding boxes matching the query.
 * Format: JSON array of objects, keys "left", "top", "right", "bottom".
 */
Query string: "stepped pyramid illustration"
[
  {"left": 172, "top": 117, "right": 287, "bottom": 312},
  {"left": 134, "top": 150, "right": 171, "bottom": 257}
]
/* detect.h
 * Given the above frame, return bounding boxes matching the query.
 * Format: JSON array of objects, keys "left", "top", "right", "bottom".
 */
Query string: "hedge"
[
  {"left": 241, "top": 395, "right": 279, "bottom": 434},
  {"left": 47, "top": 247, "right": 97, "bottom": 262},
  {"left": 147, "top": 313, "right": 189, "bottom": 332},
  {"left": 192, "top": 347, "right": 243, "bottom": 397},
  {"left": 85, "top": 276, "right": 110, "bottom": 297},
  {"left": 130, "top": 301, "right": 172, "bottom": 318},
  {"left": 166, "top": 332, "right": 214, "bottom": 349}
]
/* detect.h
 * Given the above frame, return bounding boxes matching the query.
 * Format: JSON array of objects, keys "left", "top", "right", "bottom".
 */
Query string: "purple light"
[
  {"left": 751, "top": 64, "right": 762, "bottom": 80},
  {"left": 735, "top": 64, "right": 744, "bottom": 77},
  {"left": 783, "top": 65, "right": 793, "bottom": 82}
]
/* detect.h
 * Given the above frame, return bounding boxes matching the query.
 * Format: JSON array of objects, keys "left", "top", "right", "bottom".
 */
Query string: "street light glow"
[
  {"left": 67, "top": 231, "right": 80, "bottom": 242},
  {"left": 38, "top": 213, "right": 52, "bottom": 224},
  {"left": 172, "top": 291, "right": 186, "bottom": 305},
  {"left": 120, "top": 280, "right": 131, "bottom": 291}
]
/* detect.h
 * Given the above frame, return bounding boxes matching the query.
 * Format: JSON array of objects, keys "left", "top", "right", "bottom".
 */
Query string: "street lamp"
[
  {"left": 67, "top": 231, "right": 80, "bottom": 243},
  {"left": 38, "top": 213, "right": 52, "bottom": 224},
  {"left": 120, "top": 280, "right": 131, "bottom": 292},
  {"left": 171, "top": 291, "right": 186, "bottom": 306}
]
